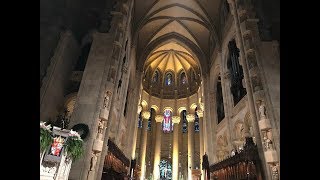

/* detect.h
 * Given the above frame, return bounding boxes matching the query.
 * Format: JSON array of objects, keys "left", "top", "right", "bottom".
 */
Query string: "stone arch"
[
  {"left": 177, "top": 106, "right": 187, "bottom": 115},
  {"left": 163, "top": 106, "right": 174, "bottom": 113},
  {"left": 151, "top": 105, "right": 160, "bottom": 114}
]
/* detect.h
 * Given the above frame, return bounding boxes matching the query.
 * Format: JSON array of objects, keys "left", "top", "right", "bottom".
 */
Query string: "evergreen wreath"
[{"left": 64, "top": 130, "right": 84, "bottom": 161}]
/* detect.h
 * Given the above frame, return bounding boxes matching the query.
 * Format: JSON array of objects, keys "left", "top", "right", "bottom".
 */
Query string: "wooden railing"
[{"left": 209, "top": 137, "right": 263, "bottom": 180}]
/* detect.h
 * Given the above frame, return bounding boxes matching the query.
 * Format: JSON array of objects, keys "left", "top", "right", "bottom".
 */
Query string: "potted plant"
[{"left": 64, "top": 130, "right": 84, "bottom": 161}]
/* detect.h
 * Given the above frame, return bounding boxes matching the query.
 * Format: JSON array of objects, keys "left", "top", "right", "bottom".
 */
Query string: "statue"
[
  {"left": 259, "top": 102, "right": 267, "bottom": 120},
  {"left": 234, "top": 122, "right": 244, "bottom": 141},
  {"left": 98, "top": 120, "right": 104, "bottom": 134},
  {"left": 103, "top": 91, "right": 112, "bottom": 108},
  {"left": 271, "top": 163, "right": 279, "bottom": 180},
  {"left": 89, "top": 153, "right": 97, "bottom": 171},
  {"left": 263, "top": 131, "right": 273, "bottom": 150}
]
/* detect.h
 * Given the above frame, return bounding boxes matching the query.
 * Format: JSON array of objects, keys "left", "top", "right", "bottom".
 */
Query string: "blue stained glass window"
[
  {"left": 138, "top": 112, "right": 142, "bottom": 128},
  {"left": 147, "top": 109, "right": 152, "bottom": 131},
  {"left": 165, "top": 73, "right": 172, "bottom": 86},
  {"left": 159, "top": 159, "right": 172, "bottom": 179},
  {"left": 182, "top": 110, "right": 187, "bottom": 133},
  {"left": 181, "top": 72, "right": 187, "bottom": 84},
  {"left": 195, "top": 108, "right": 200, "bottom": 132}
]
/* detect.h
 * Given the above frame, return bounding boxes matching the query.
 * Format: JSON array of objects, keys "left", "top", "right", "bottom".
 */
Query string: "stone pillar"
[
  {"left": 67, "top": 31, "right": 116, "bottom": 180},
  {"left": 153, "top": 115, "right": 163, "bottom": 180},
  {"left": 139, "top": 111, "right": 150, "bottom": 180},
  {"left": 197, "top": 109, "right": 205, "bottom": 180},
  {"left": 133, "top": 105, "right": 143, "bottom": 158},
  {"left": 172, "top": 116, "right": 180, "bottom": 180},
  {"left": 186, "top": 114, "right": 195, "bottom": 180},
  {"left": 227, "top": 0, "right": 274, "bottom": 179}
]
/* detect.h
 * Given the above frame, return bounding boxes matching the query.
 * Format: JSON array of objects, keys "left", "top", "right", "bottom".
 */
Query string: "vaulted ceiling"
[
  {"left": 133, "top": 0, "right": 223, "bottom": 74},
  {"left": 144, "top": 41, "right": 200, "bottom": 77}
]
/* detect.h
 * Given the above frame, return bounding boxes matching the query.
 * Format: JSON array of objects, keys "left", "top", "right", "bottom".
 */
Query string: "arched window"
[
  {"left": 165, "top": 73, "right": 173, "bottom": 86},
  {"left": 180, "top": 72, "right": 187, "bottom": 85},
  {"left": 147, "top": 108, "right": 154, "bottom": 131},
  {"left": 152, "top": 71, "right": 159, "bottom": 83},
  {"left": 217, "top": 76, "right": 225, "bottom": 123},
  {"left": 194, "top": 107, "right": 200, "bottom": 132},
  {"left": 138, "top": 112, "right": 142, "bottom": 128},
  {"left": 181, "top": 110, "right": 187, "bottom": 133},
  {"left": 227, "top": 39, "right": 247, "bottom": 105},
  {"left": 162, "top": 110, "right": 173, "bottom": 133},
  {"left": 159, "top": 159, "right": 172, "bottom": 179}
]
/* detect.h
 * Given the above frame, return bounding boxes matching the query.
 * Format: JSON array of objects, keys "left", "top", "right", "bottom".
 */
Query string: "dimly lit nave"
[{"left": 40, "top": 0, "right": 279, "bottom": 179}]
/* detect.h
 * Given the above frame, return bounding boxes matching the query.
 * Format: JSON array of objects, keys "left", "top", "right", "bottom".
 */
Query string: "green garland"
[
  {"left": 40, "top": 124, "right": 53, "bottom": 153},
  {"left": 64, "top": 136, "right": 84, "bottom": 161}
]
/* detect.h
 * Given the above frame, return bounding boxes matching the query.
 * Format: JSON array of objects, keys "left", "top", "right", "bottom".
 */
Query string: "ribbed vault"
[{"left": 134, "top": 0, "right": 223, "bottom": 74}]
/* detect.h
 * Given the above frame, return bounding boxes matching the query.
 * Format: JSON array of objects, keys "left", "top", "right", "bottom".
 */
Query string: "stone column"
[
  {"left": 67, "top": 31, "right": 116, "bottom": 180},
  {"left": 139, "top": 111, "right": 150, "bottom": 180},
  {"left": 197, "top": 109, "right": 205, "bottom": 180},
  {"left": 172, "top": 116, "right": 180, "bottom": 180},
  {"left": 186, "top": 114, "right": 195, "bottom": 180},
  {"left": 227, "top": 0, "right": 271, "bottom": 179},
  {"left": 153, "top": 115, "right": 163, "bottom": 180},
  {"left": 132, "top": 105, "right": 143, "bottom": 158}
]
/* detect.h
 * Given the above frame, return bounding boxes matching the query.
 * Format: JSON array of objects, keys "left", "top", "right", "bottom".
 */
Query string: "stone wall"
[{"left": 40, "top": 31, "right": 80, "bottom": 122}]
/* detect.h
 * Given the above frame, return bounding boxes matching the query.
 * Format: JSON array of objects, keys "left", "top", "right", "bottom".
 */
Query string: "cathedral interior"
[{"left": 40, "top": 0, "right": 279, "bottom": 179}]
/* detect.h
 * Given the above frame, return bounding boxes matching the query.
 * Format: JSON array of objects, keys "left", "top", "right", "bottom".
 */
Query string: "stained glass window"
[
  {"left": 159, "top": 159, "right": 172, "bottom": 179},
  {"left": 217, "top": 76, "right": 225, "bottom": 123},
  {"left": 153, "top": 71, "right": 159, "bottom": 83},
  {"left": 194, "top": 107, "right": 200, "bottom": 132},
  {"left": 181, "top": 72, "right": 187, "bottom": 84},
  {"left": 182, "top": 110, "right": 187, "bottom": 133},
  {"left": 165, "top": 73, "right": 172, "bottom": 86},
  {"left": 147, "top": 109, "right": 152, "bottom": 131},
  {"left": 138, "top": 112, "right": 142, "bottom": 128},
  {"left": 162, "top": 110, "right": 173, "bottom": 133}
]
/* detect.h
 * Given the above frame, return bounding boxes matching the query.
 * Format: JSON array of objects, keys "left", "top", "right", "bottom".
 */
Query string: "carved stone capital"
[
  {"left": 186, "top": 114, "right": 195, "bottom": 122},
  {"left": 197, "top": 109, "right": 204, "bottom": 117},
  {"left": 142, "top": 111, "right": 151, "bottom": 119},
  {"left": 172, "top": 116, "right": 181, "bottom": 124},
  {"left": 155, "top": 115, "right": 164, "bottom": 123}
]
